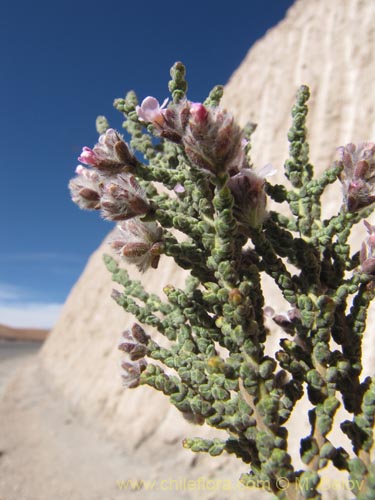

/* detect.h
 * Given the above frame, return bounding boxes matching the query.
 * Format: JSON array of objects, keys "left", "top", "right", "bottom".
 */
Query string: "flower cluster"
[
  {"left": 109, "top": 218, "right": 163, "bottom": 272},
  {"left": 228, "top": 164, "right": 276, "bottom": 228},
  {"left": 118, "top": 323, "right": 149, "bottom": 388},
  {"left": 78, "top": 128, "right": 138, "bottom": 173},
  {"left": 70, "top": 129, "right": 162, "bottom": 272},
  {"left": 338, "top": 142, "right": 375, "bottom": 212},
  {"left": 136, "top": 97, "right": 245, "bottom": 174},
  {"left": 100, "top": 174, "right": 151, "bottom": 221},
  {"left": 69, "top": 165, "right": 102, "bottom": 210},
  {"left": 136, "top": 96, "right": 271, "bottom": 227},
  {"left": 360, "top": 220, "right": 375, "bottom": 274}
]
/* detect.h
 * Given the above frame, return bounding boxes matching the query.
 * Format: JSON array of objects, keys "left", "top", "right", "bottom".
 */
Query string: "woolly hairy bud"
[
  {"left": 161, "top": 100, "right": 191, "bottom": 142},
  {"left": 227, "top": 164, "right": 275, "bottom": 228},
  {"left": 69, "top": 165, "right": 102, "bottom": 210},
  {"left": 118, "top": 323, "right": 150, "bottom": 361},
  {"left": 182, "top": 103, "right": 244, "bottom": 175},
  {"left": 360, "top": 220, "right": 375, "bottom": 274},
  {"left": 78, "top": 128, "right": 137, "bottom": 173},
  {"left": 120, "top": 358, "right": 147, "bottom": 388},
  {"left": 338, "top": 142, "right": 375, "bottom": 212},
  {"left": 109, "top": 218, "right": 163, "bottom": 272},
  {"left": 100, "top": 173, "right": 151, "bottom": 221}
]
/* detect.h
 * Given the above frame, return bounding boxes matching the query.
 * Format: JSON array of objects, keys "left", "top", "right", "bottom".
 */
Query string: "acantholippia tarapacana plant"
[{"left": 69, "top": 62, "right": 375, "bottom": 500}]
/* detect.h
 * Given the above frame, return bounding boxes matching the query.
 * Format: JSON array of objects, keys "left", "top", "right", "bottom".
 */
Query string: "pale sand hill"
[{"left": 1, "top": 1, "right": 374, "bottom": 499}]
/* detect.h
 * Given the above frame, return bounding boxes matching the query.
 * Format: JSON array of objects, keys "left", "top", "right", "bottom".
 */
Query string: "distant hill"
[{"left": 0, "top": 323, "right": 49, "bottom": 342}]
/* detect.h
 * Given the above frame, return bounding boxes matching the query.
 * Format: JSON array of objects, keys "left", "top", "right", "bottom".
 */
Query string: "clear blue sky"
[{"left": 1, "top": 0, "right": 294, "bottom": 328}]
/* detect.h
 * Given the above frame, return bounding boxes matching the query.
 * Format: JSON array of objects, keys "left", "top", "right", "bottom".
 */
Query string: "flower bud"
[
  {"left": 272, "top": 307, "right": 301, "bottom": 334},
  {"left": 69, "top": 165, "right": 102, "bottom": 210},
  {"left": 360, "top": 220, "right": 375, "bottom": 274},
  {"left": 131, "top": 323, "right": 150, "bottom": 344},
  {"left": 338, "top": 142, "right": 375, "bottom": 212},
  {"left": 109, "top": 218, "right": 163, "bottom": 272},
  {"left": 78, "top": 129, "right": 137, "bottom": 173},
  {"left": 100, "top": 174, "right": 151, "bottom": 221},
  {"left": 161, "top": 100, "right": 191, "bottom": 141},
  {"left": 182, "top": 104, "right": 244, "bottom": 175},
  {"left": 227, "top": 164, "right": 276, "bottom": 228},
  {"left": 118, "top": 323, "right": 150, "bottom": 361},
  {"left": 120, "top": 359, "right": 147, "bottom": 388},
  {"left": 189, "top": 102, "right": 209, "bottom": 124}
]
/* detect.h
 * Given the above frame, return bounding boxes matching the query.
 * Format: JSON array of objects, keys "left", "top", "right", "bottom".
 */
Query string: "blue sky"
[{"left": 1, "top": 0, "right": 294, "bottom": 328}]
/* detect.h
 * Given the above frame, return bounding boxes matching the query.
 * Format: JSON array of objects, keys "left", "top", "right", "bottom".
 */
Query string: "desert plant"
[{"left": 69, "top": 62, "right": 375, "bottom": 500}]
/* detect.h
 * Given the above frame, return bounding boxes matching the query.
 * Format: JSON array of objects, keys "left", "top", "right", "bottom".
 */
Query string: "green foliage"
[{"left": 71, "top": 63, "right": 375, "bottom": 500}]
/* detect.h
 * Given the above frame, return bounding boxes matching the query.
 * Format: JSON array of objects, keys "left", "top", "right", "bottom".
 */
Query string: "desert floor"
[
  {"left": 0, "top": 343, "right": 260, "bottom": 500},
  {"left": 0, "top": 342, "right": 173, "bottom": 500}
]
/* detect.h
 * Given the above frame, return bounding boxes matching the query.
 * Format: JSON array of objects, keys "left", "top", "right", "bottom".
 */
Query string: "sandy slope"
[
  {"left": 0, "top": 341, "right": 42, "bottom": 399},
  {"left": 0, "top": 358, "right": 265, "bottom": 500}
]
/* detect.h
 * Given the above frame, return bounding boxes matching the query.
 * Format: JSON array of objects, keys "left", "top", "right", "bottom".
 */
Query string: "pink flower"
[
  {"left": 78, "top": 146, "right": 97, "bottom": 165},
  {"left": 173, "top": 183, "right": 185, "bottom": 194},
  {"left": 136, "top": 96, "right": 169, "bottom": 126}
]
